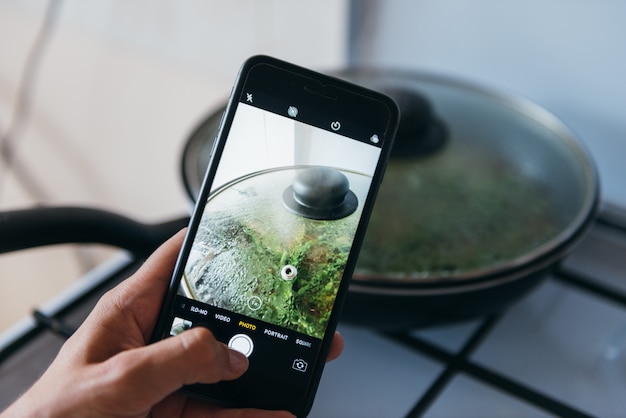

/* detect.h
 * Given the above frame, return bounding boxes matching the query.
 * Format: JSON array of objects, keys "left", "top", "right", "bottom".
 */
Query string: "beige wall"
[{"left": 0, "top": 0, "right": 348, "bottom": 332}]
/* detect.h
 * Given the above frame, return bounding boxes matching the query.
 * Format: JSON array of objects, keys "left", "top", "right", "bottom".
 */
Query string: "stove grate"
[
  {"left": 383, "top": 210, "right": 626, "bottom": 417},
  {"left": 2, "top": 211, "right": 626, "bottom": 416}
]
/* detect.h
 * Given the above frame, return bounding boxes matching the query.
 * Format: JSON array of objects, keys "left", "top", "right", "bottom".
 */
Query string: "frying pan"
[
  {"left": 181, "top": 70, "right": 599, "bottom": 329},
  {"left": 0, "top": 70, "right": 598, "bottom": 330}
]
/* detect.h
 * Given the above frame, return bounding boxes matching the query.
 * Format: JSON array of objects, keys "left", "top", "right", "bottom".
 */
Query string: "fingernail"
[{"left": 228, "top": 349, "right": 249, "bottom": 374}]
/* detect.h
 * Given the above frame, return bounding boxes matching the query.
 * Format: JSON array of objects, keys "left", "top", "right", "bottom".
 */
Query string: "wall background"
[
  {"left": 350, "top": 0, "right": 626, "bottom": 209},
  {"left": 0, "top": 0, "right": 348, "bottom": 331}
]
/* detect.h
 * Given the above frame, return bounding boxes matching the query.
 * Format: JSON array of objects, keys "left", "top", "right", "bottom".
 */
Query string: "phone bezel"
[{"left": 151, "top": 55, "right": 399, "bottom": 416}]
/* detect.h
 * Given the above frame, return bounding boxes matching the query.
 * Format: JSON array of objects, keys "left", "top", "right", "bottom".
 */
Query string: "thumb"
[{"left": 96, "top": 327, "right": 248, "bottom": 409}]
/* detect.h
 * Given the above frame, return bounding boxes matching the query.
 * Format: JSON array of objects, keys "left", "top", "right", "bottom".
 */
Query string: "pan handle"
[{"left": 0, "top": 207, "right": 189, "bottom": 258}]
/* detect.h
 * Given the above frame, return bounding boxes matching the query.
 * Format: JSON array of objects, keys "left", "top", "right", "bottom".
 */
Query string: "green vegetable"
[
  {"left": 356, "top": 145, "right": 563, "bottom": 279},
  {"left": 185, "top": 200, "right": 358, "bottom": 339}
]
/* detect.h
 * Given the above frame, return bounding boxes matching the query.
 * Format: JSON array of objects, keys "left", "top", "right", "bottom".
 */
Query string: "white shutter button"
[{"left": 228, "top": 334, "right": 254, "bottom": 357}]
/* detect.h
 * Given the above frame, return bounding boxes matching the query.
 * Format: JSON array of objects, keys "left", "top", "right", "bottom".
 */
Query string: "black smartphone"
[{"left": 152, "top": 55, "right": 398, "bottom": 416}]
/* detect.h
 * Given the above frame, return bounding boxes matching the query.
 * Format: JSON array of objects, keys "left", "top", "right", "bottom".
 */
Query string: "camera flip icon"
[{"left": 292, "top": 358, "right": 308, "bottom": 372}]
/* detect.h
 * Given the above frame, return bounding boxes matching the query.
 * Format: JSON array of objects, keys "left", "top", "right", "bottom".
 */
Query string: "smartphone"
[{"left": 151, "top": 55, "right": 399, "bottom": 416}]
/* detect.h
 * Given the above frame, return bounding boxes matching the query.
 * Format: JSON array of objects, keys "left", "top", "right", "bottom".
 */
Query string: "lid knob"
[
  {"left": 283, "top": 166, "right": 358, "bottom": 220},
  {"left": 383, "top": 87, "right": 448, "bottom": 158}
]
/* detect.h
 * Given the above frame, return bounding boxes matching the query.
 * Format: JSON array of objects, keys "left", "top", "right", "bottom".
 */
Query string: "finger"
[
  {"left": 94, "top": 327, "right": 248, "bottom": 412},
  {"left": 124, "top": 228, "right": 188, "bottom": 293},
  {"left": 181, "top": 400, "right": 296, "bottom": 418},
  {"left": 123, "top": 326, "right": 246, "bottom": 386},
  {"left": 326, "top": 331, "right": 344, "bottom": 362}
]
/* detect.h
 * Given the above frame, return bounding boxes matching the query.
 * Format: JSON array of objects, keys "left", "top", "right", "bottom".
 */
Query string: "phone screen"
[{"left": 154, "top": 57, "right": 397, "bottom": 414}]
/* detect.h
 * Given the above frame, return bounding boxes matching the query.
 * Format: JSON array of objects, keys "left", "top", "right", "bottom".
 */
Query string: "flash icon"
[{"left": 287, "top": 106, "right": 298, "bottom": 118}]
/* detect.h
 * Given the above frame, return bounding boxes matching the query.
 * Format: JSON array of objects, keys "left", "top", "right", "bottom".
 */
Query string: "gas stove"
[
  {"left": 1, "top": 205, "right": 625, "bottom": 417},
  {"left": 311, "top": 204, "right": 626, "bottom": 417}
]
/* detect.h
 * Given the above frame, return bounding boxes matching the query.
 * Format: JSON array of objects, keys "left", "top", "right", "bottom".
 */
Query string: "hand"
[{"left": 2, "top": 230, "right": 344, "bottom": 417}]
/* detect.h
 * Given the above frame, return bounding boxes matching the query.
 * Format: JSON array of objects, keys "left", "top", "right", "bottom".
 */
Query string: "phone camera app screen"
[{"left": 171, "top": 97, "right": 382, "bottom": 389}]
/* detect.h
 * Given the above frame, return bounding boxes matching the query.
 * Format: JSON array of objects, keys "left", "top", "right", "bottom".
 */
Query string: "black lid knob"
[
  {"left": 283, "top": 167, "right": 358, "bottom": 220},
  {"left": 382, "top": 87, "right": 448, "bottom": 158}
]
